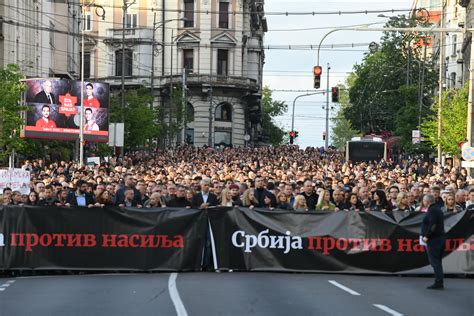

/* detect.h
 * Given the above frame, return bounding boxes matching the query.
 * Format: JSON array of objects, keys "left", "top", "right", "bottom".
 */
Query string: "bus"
[
  {"left": 346, "top": 137, "right": 386, "bottom": 163},
  {"left": 346, "top": 135, "right": 401, "bottom": 163}
]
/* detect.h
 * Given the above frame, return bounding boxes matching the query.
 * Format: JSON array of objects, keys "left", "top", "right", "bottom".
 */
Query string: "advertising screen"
[{"left": 24, "top": 79, "right": 109, "bottom": 142}]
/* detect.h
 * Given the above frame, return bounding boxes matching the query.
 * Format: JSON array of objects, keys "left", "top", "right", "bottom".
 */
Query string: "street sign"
[
  {"left": 461, "top": 160, "right": 474, "bottom": 168},
  {"left": 462, "top": 142, "right": 474, "bottom": 161}
]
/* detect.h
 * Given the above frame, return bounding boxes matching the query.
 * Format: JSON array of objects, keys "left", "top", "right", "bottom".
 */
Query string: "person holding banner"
[
  {"left": 35, "top": 104, "right": 57, "bottom": 129},
  {"left": 421, "top": 194, "right": 446, "bottom": 290}
]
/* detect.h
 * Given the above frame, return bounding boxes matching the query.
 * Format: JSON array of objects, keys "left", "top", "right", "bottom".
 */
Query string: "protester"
[
  {"left": 1, "top": 144, "right": 470, "bottom": 216},
  {"left": 421, "top": 194, "right": 446, "bottom": 290}
]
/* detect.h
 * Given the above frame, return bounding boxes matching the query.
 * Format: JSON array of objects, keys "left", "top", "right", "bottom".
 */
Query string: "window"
[
  {"left": 215, "top": 102, "right": 232, "bottom": 121},
  {"left": 184, "top": 0, "right": 194, "bottom": 27},
  {"left": 217, "top": 49, "right": 228, "bottom": 76},
  {"left": 219, "top": 1, "right": 229, "bottom": 29},
  {"left": 214, "top": 131, "right": 232, "bottom": 146},
  {"left": 183, "top": 49, "right": 194, "bottom": 71},
  {"left": 115, "top": 49, "right": 133, "bottom": 77},
  {"left": 450, "top": 72, "right": 456, "bottom": 88},
  {"left": 83, "top": 53, "right": 91, "bottom": 79},
  {"left": 186, "top": 128, "right": 194, "bottom": 144},
  {"left": 125, "top": 13, "right": 138, "bottom": 28},
  {"left": 451, "top": 35, "right": 457, "bottom": 57},
  {"left": 49, "top": 21, "right": 55, "bottom": 47},
  {"left": 186, "top": 102, "right": 194, "bottom": 122},
  {"left": 84, "top": 12, "right": 92, "bottom": 31}
]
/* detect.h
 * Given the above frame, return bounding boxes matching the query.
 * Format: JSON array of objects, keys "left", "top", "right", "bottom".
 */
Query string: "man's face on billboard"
[
  {"left": 86, "top": 85, "right": 93, "bottom": 97},
  {"left": 42, "top": 106, "right": 50, "bottom": 119},
  {"left": 43, "top": 81, "right": 52, "bottom": 94}
]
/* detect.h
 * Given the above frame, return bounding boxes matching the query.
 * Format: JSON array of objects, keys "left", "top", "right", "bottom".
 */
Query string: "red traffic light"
[
  {"left": 313, "top": 66, "right": 322, "bottom": 75},
  {"left": 332, "top": 87, "right": 338, "bottom": 94},
  {"left": 289, "top": 131, "right": 295, "bottom": 137}
]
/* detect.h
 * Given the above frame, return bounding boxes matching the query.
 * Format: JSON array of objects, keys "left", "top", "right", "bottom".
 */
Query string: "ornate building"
[{"left": 84, "top": 0, "right": 266, "bottom": 147}]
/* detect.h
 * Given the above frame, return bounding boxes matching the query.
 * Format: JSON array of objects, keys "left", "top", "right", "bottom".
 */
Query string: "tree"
[
  {"left": 0, "top": 64, "right": 26, "bottom": 164},
  {"left": 421, "top": 84, "right": 468, "bottom": 158},
  {"left": 110, "top": 87, "right": 162, "bottom": 149},
  {"left": 331, "top": 76, "right": 359, "bottom": 148},
  {"left": 344, "top": 14, "right": 437, "bottom": 148},
  {"left": 261, "top": 86, "right": 287, "bottom": 145}
]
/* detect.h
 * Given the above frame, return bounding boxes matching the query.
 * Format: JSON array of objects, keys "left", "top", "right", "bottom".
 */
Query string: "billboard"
[{"left": 23, "top": 79, "right": 109, "bottom": 142}]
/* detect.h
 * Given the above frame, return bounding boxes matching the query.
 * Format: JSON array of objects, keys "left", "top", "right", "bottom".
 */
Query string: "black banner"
[
  {"left": 0, "top": 206, "right": 207, "bottom": 271},
  {"left": 208, "top": 208, "right": 474, "bottom": 274}
]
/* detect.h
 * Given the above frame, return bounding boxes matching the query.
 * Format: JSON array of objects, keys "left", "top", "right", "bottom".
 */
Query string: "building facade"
[
  {"left": 0, "top": 0, "right": 80, "bottom": 78},
  {"left": 84, "top": 0, "right": 266, "bottom": 147}
]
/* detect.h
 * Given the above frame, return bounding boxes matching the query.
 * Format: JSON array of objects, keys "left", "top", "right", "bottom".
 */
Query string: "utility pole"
[
  {"left": 208, "top": 85, "right": 213, "bottom": 147},
  {"left": 169, "top": 29, "right": 174, "bottom": 147},
  {"left": 181, "top": 69, "right": 187, "bottom": 144},
  {"left": 419, "top": 42, "right": 427, "bottom": 128},
  {"left": 150, "top": 12, "right": 156, "bottom": 109},
  {"left": 437, "top": 2, "right": 445, "bottom": 164},
  {"left": 325, "top": 63, "right": 330, "bottom": 150},
  {"left": 121, "top": 0, "right": 135, "bottom": 126}
]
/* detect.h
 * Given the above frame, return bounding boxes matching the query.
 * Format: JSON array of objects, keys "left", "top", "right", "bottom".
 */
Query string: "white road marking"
[
  {"left": 373, "top": 304, "right": 404, "bottom": 316},
  {"left": 168, "top": 273, "right": 188, "bottom": 316},
  {"left": 1, "top": 284, "right": 10, "bottom": 287},
  {"left": 0, "top": 288, "right": 5, "bottom": 291},
  {"left": 328, "top": 280, "right": 361, "bottom": 296},
  {"left": 7, "top": 280, "right": 15, "bottom": 283}
]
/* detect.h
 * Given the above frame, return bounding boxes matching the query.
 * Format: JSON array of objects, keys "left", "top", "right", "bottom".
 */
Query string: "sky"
[{"left": 262, "top": 0, "right": 414, "bottom": 148}]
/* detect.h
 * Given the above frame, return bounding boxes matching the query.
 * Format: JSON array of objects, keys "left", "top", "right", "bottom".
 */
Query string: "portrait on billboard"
[{"left": 24, "top": 79, "right": 110, "bottom": 142}]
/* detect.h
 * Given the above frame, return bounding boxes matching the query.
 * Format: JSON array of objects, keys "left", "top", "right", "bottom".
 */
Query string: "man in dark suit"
[
  {"left": 114, "top": 174, "right": 141, "bottom": 206},
  {"left": 192, "top": 177, "right": 218, "bottom": 272},
  {"left": 421, "top": 194, "right": 446, "bottom": 289},
  {"left": 34, "top": 80, "right": 57, "bottom": 104},
  {"left": 253, "top": 176, "right": 277, "bottom": 208},
  {"left": 191, "top": 178, "right": 219, "bottom": 209},
  {"left": 66, "top": 180, "right": 95, "bottom": 207}
]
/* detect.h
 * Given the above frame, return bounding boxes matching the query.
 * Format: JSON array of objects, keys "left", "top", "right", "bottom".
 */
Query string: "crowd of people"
[{"left": 1, "top": 145, "right": 473, "bottom": 213}]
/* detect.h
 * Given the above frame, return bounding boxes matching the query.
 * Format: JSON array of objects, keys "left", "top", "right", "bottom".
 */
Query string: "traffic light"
[
  {"left": 322, "top": 131, "right": 327, "bottom": 141},
  {"left": 313, "top": 66, "right": 322, "bottom": 89},
  {"left": 331, "top": 87, "right": 339, "bottom": 102},
  {"left": 289, "top": 131, "right": 295, "bottom": 144}
]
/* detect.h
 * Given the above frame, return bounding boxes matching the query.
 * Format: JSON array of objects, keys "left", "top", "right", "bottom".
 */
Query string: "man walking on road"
[{"left": 421, "top": 194, "right": 446, "bottom": 290}]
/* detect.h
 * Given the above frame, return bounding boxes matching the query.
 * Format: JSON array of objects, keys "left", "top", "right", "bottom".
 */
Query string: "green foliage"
[
  {"left": 421, "top": 84, "right": 468, "bottom": 157},
  {"left": 331, "top": 77, "right": 360, "bottom": 148},
  {"left": 344, "top": 14, "right": 437, "bottom": 147},
  {"left": 110, "top": 86, "right": 162, "bottom": 149},
  {"left": 261, "top": 86, "right": 287, "bottom": 145},
  {"left": 0, "top": 64, "right": 27, "bottom": 164}
]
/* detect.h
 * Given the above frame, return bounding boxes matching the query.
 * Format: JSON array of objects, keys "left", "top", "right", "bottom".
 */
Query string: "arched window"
[
  {"left": 186, "top": 102, "right": 194, "bottom": 122},
  {"left": 215, "top": 102, "right": 232, "bottom": 121}
]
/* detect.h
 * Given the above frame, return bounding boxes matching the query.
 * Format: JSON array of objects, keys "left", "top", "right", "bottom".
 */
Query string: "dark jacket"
[
  {"left": 191, "top": 191, "right": 219, "bottom": 208},
  {"left": 254, "top": 188, "right": 277, "bottom": 208},
  {"left": 167, "top": 196, "right": 192, "bottom": 208},
  {"left": 300, "top": 192, "right": 319, "bottom": 210},
  {"left": 34, "top": 91, "right": 57, "bottom": 104},
  {"left": 66, "top": 191, "right": 95, "bottom": 207},
  {"left": 421, "top": 204, "right": 445, "bottom": 239},
  {"left": 114, "top": 187, "right": 141, "bottom": 206}
]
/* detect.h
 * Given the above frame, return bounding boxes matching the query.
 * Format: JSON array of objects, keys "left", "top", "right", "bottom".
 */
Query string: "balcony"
[
  {"left": 103, "top": 28, "right": 153, "bottom": 46},
  {"left": 159, "top": 74, "right": 259, "bottom": 91}
]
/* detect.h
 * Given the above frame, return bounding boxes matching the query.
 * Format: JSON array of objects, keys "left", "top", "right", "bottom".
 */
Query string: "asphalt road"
[{"left": 0, "top": 272, "right": 472, "bottom": 316}]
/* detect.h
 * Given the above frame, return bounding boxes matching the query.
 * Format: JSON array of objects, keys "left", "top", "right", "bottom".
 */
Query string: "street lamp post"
[
  {"left": 79, "top": 2, "right": 105, "bottom": 168},
  {"left": 291, "top": 91, "right": 326, "bottom": 139},
  {"left": 121, "top": 0, "right": 136, "bottom": 128},
  {"left": 150, "top": 14, "right": 186, "bottom": 107}
]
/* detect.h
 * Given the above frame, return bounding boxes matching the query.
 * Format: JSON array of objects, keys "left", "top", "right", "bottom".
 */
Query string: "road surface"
[{"left": 0, "top": 272, "right": 472, "bottom": 316}]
